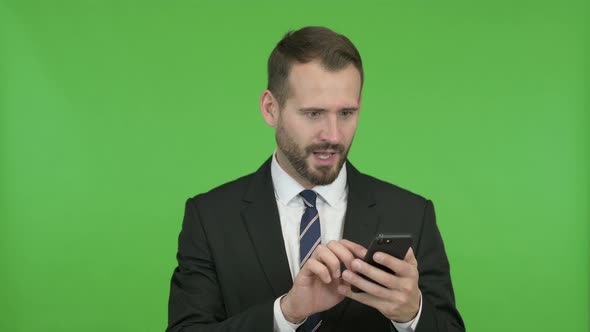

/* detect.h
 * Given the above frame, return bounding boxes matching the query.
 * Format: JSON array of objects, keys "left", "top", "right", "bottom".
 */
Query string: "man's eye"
[
  {"left": 340, "top": 111, "right": 353, "bottom": 117},
  {"left": 307, "top": 111, "right": 320, "bottom": 119}
]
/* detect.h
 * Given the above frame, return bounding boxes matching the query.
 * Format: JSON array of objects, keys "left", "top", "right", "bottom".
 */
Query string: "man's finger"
[
  {"left": 303, "top": 258, "right": 333, "bottom": 283},
  {"left": 341, "top": 269, "right": 391, "bottom": 298},
  {"left": 350, "top": 258, "right": 400, "bottom": 290},
  {"left": 339, "top": 239, "right": 368, "bottom": 259},
  {"left": 314, "top": 244, "right": 342, "bottom": 279},
  {"left": 326, "top": 240, "right": 356, "bottom": 271},
  {"left": 373, "top": 252, "right": 414, "bottom": 278},
  {"left": 337, "top": 280, "right": 385, "bottom": 310},
  {"left": 404, "top": 247, "right": 418, "bottom": 267}
]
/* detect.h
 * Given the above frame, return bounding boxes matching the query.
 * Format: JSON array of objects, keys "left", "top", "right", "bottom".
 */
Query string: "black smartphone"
[{"left": 351, "top": 233, "right": 413, "bottom": 293}]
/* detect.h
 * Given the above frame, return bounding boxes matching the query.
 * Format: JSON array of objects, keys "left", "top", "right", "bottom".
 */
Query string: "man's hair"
[{"left": 267, "top": 26, "right": 364, "bottom": 108}]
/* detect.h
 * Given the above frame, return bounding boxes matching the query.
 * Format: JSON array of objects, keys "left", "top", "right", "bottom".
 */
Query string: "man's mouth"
[
  {"left": 312, "top": 150, "right": 338, "bottom": 161},
  {"left": 314, "top": 153, "right": 333, "bottom": 159}
]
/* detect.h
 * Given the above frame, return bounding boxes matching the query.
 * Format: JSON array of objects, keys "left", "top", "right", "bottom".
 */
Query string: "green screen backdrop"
[{"left": 1, "top": 1, "right": 588, "bottom": 331}]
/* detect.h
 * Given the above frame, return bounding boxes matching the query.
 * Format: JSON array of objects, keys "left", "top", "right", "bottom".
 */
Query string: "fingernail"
[
  {"left": 374, "top": 252, "right": 383, "bottom": 262},
  {"left": 352, "top": 259, "right": 362, "bottom": 271},
  {"left": 342, "top": 270, "right": 351, "bottom": 281}
]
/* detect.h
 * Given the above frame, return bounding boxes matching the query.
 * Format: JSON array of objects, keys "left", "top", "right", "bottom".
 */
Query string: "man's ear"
[{"left": 260, "top": 90, "right": 279, "bottom": 128}]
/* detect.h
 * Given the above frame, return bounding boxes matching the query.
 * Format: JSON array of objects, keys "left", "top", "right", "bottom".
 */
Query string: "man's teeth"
[{"left": 317, "top": 154, "right": 331, "bottom": 160}]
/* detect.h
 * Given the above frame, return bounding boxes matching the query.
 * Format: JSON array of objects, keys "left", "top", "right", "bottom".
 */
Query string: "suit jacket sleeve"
[
  {"left": 166, "top": 197, "right": 273, "bottom": 332},
  {"left": 413, "top": 200, "right": 465, "bottom": 332}
]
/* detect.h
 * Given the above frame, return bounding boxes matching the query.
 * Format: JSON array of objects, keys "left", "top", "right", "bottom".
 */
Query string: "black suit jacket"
[{"left": 167, "top": 159, "right": 465, "bottom": 331}]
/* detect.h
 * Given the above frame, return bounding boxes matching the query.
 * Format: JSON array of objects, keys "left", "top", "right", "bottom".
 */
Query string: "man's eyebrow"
[
  {"left": 299, "top": 107, "right": 327, "bottom": 113},
  {"left": 298, "top": 107, "right": 359, "bottom": 112}
]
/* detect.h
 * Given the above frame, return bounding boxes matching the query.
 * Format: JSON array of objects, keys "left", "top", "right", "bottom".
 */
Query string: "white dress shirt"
[{"left": 270, "top": 153, "right": 422, "bottom": 332}]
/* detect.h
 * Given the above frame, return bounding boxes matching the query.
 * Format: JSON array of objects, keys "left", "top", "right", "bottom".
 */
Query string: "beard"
[{"left": 275, "top": 121, "right": 349, "bottom": 186}]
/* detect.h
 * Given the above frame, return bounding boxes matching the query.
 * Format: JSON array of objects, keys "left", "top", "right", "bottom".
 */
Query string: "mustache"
[{"left": 305, "top": 143, "right": 345, "bottom": 154}]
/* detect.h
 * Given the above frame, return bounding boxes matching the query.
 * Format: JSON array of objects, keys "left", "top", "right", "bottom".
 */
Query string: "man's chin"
[{"left": 307, "top": 164, "right": 342, "bottom": 186}]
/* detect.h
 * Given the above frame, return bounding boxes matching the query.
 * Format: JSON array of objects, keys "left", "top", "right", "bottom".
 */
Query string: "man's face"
[{"left": 274, "top": 61, "right": 362, "bottom": 188}]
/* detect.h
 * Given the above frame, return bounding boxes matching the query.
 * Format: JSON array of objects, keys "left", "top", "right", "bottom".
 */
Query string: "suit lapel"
[
  {"left": 342, "top": 162, "right": 379, "bottom": 248},
  {"left": 241, "top": 159, "right": 293, "bottom": 298},
  {"left": 322, "top": 162, "right": 381, "bottom": 331}
]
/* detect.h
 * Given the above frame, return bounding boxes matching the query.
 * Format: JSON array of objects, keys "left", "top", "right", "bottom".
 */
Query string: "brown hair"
[{"left": 267, "top": 26, "right": 364, "bottom": 108}]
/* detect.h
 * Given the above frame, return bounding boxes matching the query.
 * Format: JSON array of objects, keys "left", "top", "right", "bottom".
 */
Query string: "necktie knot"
[{"left": 300, "top": 190, "right": 317, "bottom": 208}]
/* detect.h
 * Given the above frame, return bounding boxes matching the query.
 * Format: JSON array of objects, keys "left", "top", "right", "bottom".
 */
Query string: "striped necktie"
[{"left": 299, "top": 190, "right": 322, "bottom": 332}]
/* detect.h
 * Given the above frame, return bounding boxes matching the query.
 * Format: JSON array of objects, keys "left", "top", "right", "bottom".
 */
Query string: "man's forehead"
[{"left": 285, "top": 61, "right": 361, "bottom": 100}]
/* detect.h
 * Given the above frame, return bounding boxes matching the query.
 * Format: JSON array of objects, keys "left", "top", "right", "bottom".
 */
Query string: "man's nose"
[{"left": 318, "top": 115, "right": 340, "bottom": 143}]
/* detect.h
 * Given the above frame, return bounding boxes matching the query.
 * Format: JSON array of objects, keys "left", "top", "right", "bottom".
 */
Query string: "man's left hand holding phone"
[{"left": 336, "top": 239, "right": 422, "bottom": 324}]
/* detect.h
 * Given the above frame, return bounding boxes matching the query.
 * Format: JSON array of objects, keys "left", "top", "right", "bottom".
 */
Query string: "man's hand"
[
  {"left": 336, "top": 240, "right": 421, "bottom": 323},
  {"left": 280, "top": 241, "right": 356, "bottom": 323}
]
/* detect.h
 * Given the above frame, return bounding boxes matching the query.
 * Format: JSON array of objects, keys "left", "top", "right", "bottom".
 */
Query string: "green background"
[{"left": 1, "top": 1, "right": 588, "bottom": 331}]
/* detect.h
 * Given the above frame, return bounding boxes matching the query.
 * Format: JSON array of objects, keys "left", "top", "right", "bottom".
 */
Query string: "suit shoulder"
[
  {"left": 188, "top": 171, "right": 256, "bottom": 204},
  {"left": 359, "top": 171, "right": 430, "bottom": 205}
]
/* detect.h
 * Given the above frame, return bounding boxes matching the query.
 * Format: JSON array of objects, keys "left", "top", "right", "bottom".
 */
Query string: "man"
[{"left": 167, "top": 26, "right": 464, "bottom": 332}]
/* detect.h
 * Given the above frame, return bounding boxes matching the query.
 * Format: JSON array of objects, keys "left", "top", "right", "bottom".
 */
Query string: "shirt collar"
[{"left": 270, "top": 151, "right": 347, "bottom": 207}]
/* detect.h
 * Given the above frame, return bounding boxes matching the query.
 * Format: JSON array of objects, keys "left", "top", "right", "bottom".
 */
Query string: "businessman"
[{"left": 167, "top": 26, "right": 464, "bottom": 332}]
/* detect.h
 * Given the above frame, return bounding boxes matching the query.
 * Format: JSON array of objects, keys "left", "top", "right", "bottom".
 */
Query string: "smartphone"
[{"left": 351, "top": 233, "right": 413, "bottom": 293}]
